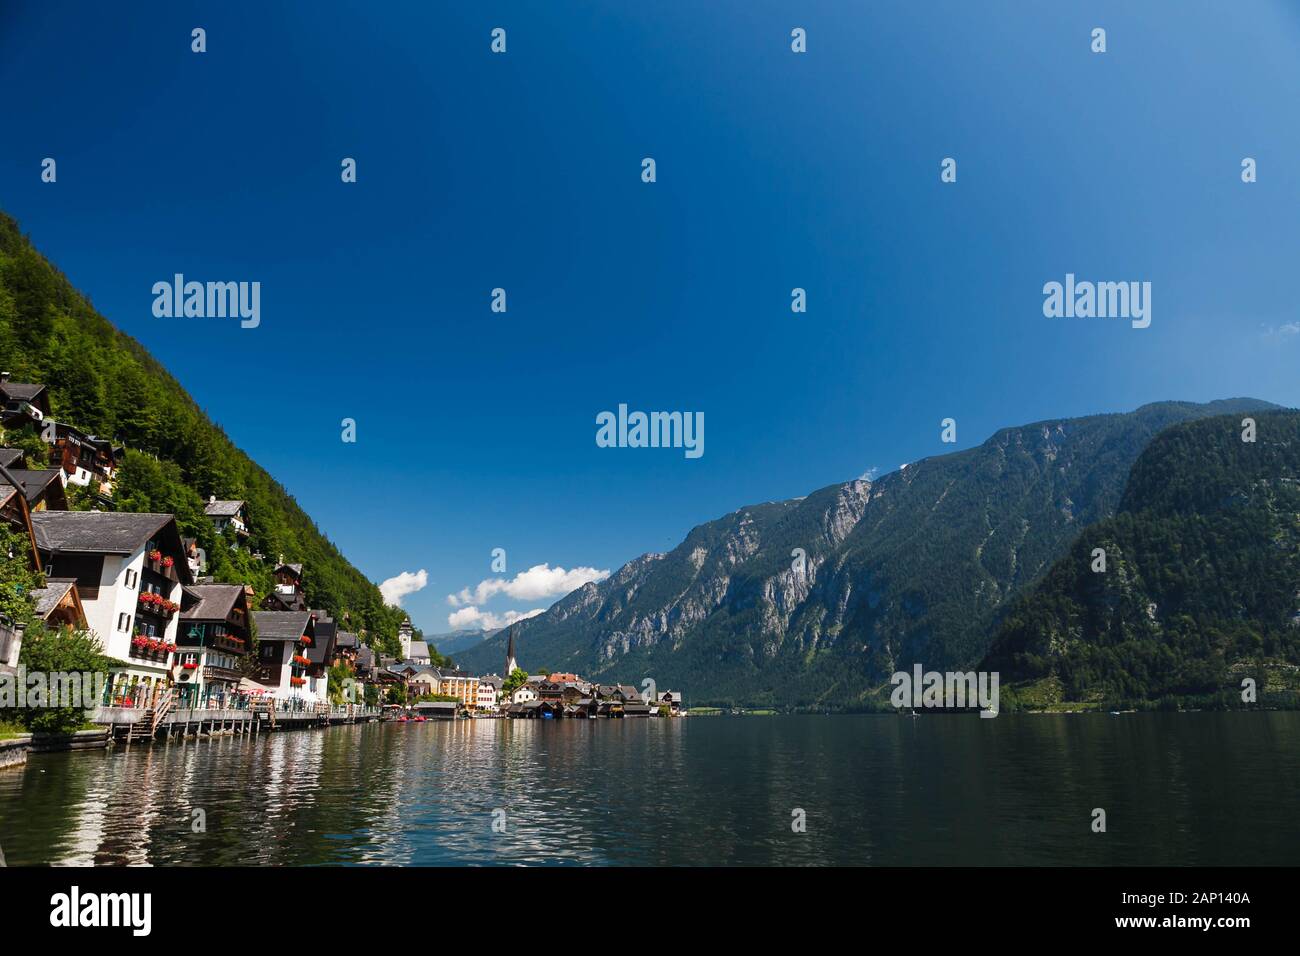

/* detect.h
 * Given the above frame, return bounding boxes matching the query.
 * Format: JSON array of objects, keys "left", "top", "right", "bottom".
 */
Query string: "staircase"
[
  {"left": 128, "top": 688, "right": 174, "bottom": 742},
  {"left": 250, "top": 698, "right": 276, "bottom": 729}
]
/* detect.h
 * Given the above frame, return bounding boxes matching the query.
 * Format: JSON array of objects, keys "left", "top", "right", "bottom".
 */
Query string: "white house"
[
  {"left": 31, "top": 512, "right": 192, "bottom": 705},
  {"left": 251, "top": 610, "right": 325, "bottom": 705},
  {"left": 476, "top": 674, "right": 502, "bottom": 711},
  {"left": 511, "top": 684, "right": 538, "bottom": 705},
  {"left": 204, "top": 497, "right": 248, "bottom": 537}
]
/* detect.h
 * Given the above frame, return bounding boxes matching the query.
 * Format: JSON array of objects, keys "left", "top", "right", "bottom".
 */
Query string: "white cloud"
[
  {"left": 447, "top": 606, "right": 545, "bottom": 631},
  {"left": 379, "top": 569, "right": 428, "bottom": 606},
  {"left": 447, "top": 563, "right": 610, "bottom": 607},
  {"left": 1262, "top": 322, "right": 1300, "bottom": 340}
]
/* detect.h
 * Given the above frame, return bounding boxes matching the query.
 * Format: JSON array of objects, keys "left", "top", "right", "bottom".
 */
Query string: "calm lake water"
[{"left": 1, "top": 713, "right": 1296, "bottom": 866}]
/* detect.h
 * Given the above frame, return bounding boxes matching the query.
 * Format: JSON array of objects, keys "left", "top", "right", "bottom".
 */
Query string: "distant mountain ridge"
[
  {"left": 986, "top": 409, "right": 1300, "bottom": 707},
  {"left": 457, "top": 399, "right": 1282, "bottom": 706}
]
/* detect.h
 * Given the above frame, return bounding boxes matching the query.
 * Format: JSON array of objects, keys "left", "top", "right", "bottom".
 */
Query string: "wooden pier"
[{"left": 93, "top": 697, "right": 382, "bottom": 744}]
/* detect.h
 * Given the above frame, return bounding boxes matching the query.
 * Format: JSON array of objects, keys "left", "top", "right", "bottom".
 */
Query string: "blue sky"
[{"left": 2, "top": 1, "right": 1298, "bottom": 637}]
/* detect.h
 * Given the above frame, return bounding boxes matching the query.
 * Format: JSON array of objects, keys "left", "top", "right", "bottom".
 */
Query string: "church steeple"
[{"left": 505, "top": 625, "right": 518, "bottom": 676}]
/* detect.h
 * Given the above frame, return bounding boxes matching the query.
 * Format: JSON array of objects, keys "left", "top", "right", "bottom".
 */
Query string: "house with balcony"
[
  {"left": 204, "top": 497, "right": 249, "bottom": 538},
  {"left": 30, "top": 511, "right": 192, "bottom": 705},
  {"left": 332, "top": 630, "right": 359, "bottom": 667},
  {"left": 251, "top": 610, "right": 322, "bottom": 704},
  {"left": 261, "top": 561, "right": 307, "bottom": 612},
  {"left": 0, "top": 373, "right": 51, "bottom": 426},
  {"left": 176, "top": 583, "right": 253, "bottom": 707},
  {"left": 42, "top": 420, "right": 123, "bottom": 494},
  {"left": 303, "top": 612, "right": 338, "bottom": 700}
]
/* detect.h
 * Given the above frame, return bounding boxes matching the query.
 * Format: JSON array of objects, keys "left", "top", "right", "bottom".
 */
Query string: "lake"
[{"left": 1, "top": 713, "right": 1296, "bottom": 866}]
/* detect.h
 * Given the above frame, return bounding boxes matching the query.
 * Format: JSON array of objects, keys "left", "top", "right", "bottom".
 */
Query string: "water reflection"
[{"left": 1, "top": 713, "right": 1296, "bottom": 866}]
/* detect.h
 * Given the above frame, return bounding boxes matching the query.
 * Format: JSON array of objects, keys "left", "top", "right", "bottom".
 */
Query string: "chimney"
[
  {"left": 0, "top": 372, "right": 9, "bottom": 383},
  {"left": 209, "top": 494, "right": 216, "bottom": 504}
]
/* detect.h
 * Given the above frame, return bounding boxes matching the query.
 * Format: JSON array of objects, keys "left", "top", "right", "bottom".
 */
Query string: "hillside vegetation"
[{"left": 0, "top": 211, "right": 405, "bottom": 653}]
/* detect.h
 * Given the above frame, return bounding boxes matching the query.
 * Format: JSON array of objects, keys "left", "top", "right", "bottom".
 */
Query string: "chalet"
[
  {"left": 303, "top": 613, "right": 338, "bottom": 696},
  {"left": 6, "top": 467, "right": 69, "bottom": 512},
  {"left": 354, "top": 644, "right": 376, "bottom": 680},
  {"left": 251, "top": 610, "right": 322, "bottom": 703},
  {"left": 658, "top": 691, "right": 684, "bottom": 714},
  {"left": 261, "top": 561, "right": 307, "bottom": 612},
  {"left": 176, "top": 584, "right": 252, "bottom": 707},
  {"left": 42, "top": 420, "right": 123, "bottom": 493},
  {"left": 204, "top": 496, "right": 249, "bottom": 538},
  {"left": 333, "top": 630, "right": 359, "bottom": 666},
  {"left": 29, "top": 578, "right": 88, "bottom": 630},
  {"left": 0, "top": 374, "right": 50, "bottom": 425},
  {"left": 30, "top": 511, "right": 192, "bottom": 705}
]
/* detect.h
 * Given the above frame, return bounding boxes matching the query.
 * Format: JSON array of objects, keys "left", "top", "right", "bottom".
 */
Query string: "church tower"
[
  {"left": 505, "top": 625, "right": 518, "bottom": 676},
  {"left": 398, "top": 618, "right": 414, "bottom": 660}
]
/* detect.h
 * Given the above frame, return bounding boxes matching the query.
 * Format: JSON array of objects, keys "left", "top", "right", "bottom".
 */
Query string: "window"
[
  {"left": 125, "top": 568, "right": 138, "bottom": 589},
  {"left": 117, "top": 613, "right": 131, "bottom": 632}
]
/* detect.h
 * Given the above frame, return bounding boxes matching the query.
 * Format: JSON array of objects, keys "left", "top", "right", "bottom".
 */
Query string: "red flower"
[{"left": 161, "top": 556, "right": 174, "bottom": 568}]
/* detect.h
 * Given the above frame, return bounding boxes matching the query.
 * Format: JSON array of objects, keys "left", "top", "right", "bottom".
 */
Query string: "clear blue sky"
[{"left": 2, "top": 1, "right": 1298, "bottom": 636}]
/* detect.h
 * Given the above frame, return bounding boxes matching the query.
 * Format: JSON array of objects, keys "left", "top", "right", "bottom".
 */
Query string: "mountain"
[
  {"left": 457, "top": 399, "right": 1281, "bottom": 707},
  {"left": 426, "top": 628, "right": 496, "bottom": 658},
  {"left": 985, "top": 409, "right": 1300, "bottom": 708},
  {"left": 0, "top": 210, "right": 406, "bottom": 651}
]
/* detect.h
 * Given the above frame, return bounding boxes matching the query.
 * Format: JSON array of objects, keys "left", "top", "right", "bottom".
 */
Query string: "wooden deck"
[{"left": 93, "top": 702, "right": 383, "bottom": 743}]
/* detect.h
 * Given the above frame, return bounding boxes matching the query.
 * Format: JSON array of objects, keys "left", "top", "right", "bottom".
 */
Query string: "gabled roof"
[
  {"left": 407, "top": 640, "right": 430, "bottom": 659},
  {"left": 275, "top": 562, "right": 303, "bottom": 576},
  {"left": 8, "top": 468, "right": 63, "bottom": 504},
  {"left": 305, "top": 613, "right": 337, "bottom": 664},
  {"left": 355, "top": 645, "right": 375, "bottom": 668},
  {"left": 0, "top": 381, "right": 47, "bottom": 403},
  {"left": 180, "top": 584, "right": 245, "bottom": 621},
  {"left": 252, "top": 610, "right": 313, "bottom": 642},
  {"left": 204, "top": 499, "right": 245, "bottom": 517},
  {"left": 335, "top": 631, "right": 358, "bottom": 649},
  {"left": 31, "top": 511, "right": 174, "bottom": 555},
  {"left": 0, "top": 449, "right": 24, "bottom": 469},
  {"left": 30, "top": 577, "right": 77, "bottom": 620}
]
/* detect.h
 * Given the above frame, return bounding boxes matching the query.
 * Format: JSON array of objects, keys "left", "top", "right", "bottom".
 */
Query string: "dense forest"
[
  {"left": 0, "top": 210, "right": 406, "bottom": 658},
  {"left": 985, "top": 410, "right": 1300, "bottom": 709}
]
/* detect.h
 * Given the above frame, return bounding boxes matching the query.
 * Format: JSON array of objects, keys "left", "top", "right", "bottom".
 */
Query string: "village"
[{"left": 0, "top": 373, "right": 684, "bottom": 754}]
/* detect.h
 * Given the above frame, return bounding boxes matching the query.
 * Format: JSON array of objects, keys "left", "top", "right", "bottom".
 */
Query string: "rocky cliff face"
[{"left": 457, "top": 399, "right": 1279, "bottom": 707}]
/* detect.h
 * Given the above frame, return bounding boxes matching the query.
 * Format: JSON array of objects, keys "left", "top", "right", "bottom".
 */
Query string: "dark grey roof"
[
  {"left": 5, "top": 469, "right": 61, "bottom": 505},
  {"left": 252, "top": 610, "right": 312, "bottom": 641},
  {"left": 0, "top": 382, "right": 46, "bottom": 402},
  {"left": 335, "top": 631, "right": 358, "bottom": 648},
  {"left": 276, "top": 562, "right": 303, "bottom": 576},
  {"left": 477, "top": 673, "right": 502, "bottom": 688},
  {"left": 30, "top": 578, "right": 76, "bottom": 619},
  {"left": 204, "top": 499, "right": 245, "bottom": 517},
  {"left": 180, "top": 584, "right": 243, "bottom": 621},
  {"left": 0, "top": 448, "right": 24, "bottom": 468},
  {"left": 355, "top": 645, "right": 374, "bottom": 668},
  {"left": 31, "top": 511, "right": 175, "bottom": 555}
]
